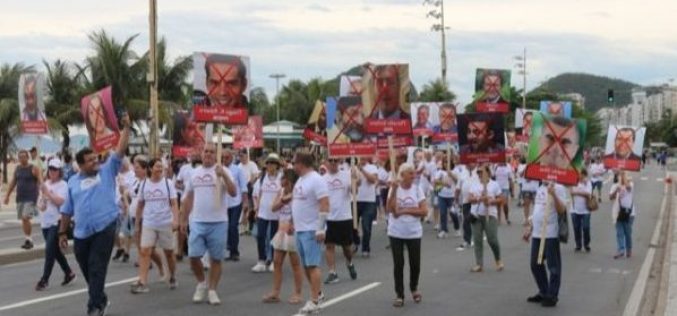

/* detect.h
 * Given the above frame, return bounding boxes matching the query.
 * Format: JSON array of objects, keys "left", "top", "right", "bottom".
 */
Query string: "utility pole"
[
  {"left": 424, "top": 0, "right": 449, "bottom": 86},
  {"left": 148, "top": 0, "right": 159, "bottom": 157},
  {"left": 269, "top": 73, "right": 286, "bottom": 153},
  {"left": 514, "top": 48, "right": 527, "bottom": 108}
]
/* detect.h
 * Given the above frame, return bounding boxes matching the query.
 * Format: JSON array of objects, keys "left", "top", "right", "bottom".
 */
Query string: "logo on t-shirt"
[
  {"left": 80, "top": 175, "right": 101, "bottom": 191},
  {"left": 193, "top": 174, "right": 215, "bottom": 187},
  {"left": 328, "top": 178, "right": 344, "bottom": 191},
  {"left": 145, "top": 188, "right": 166, "bottom": 201},
  {"left": 294, "top": 185, "right": 307, "bottom": 200},
  {"left": 398, "top": 196, "right": 417, "bottom": 208},
  {"left": 262, "top": 181, "right": 280, "bottom": 193}
]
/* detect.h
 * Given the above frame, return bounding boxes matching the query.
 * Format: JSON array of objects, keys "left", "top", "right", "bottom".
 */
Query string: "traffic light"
[{"left": 608, "top": 89, "right": 614, "bottom": 104}]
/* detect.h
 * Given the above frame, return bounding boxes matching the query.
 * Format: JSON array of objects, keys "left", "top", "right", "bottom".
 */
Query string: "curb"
[{"left": 0, "top": 242, "right": 73, "bottom": 266}]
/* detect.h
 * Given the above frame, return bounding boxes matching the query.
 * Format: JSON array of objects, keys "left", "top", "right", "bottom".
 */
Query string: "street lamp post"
[
  {"left": 269, "top": 73, "right": 286, "bottom": 153},
  {"left": 514, "top": 47, "right": 527, "bottom": 109},
  {"left": 424, "top": 0, "right": 450, "bottom": 86}
]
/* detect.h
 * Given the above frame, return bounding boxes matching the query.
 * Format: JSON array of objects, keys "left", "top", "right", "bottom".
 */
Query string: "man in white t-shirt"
[
  {"left": 494, "top": 162, "right": 513, "bottom": 225},
  {"left": 291, "top": 152, "right": 329, "bottom": 315},
  {"left": 524, "top": 182, "right": 567, "bottom": 307},
  {"left": 322, "top": 158, "right": 358, "bottom": 284},
  {"left": 181, "top": 144, "right": 237, "bottom": 305},
  {"left": 175, "top": 151, "right": 201, "bottom": 259},
  {"left": 588, "top": 159, "right": 606, "bottom": 202},
  {"left": 355, "top": 158, "right": 379, "bottom": 257}
]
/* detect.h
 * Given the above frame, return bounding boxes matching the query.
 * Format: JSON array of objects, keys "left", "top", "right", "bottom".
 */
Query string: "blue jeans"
[
  {"left": 73, "top": 219, "right": 117, "bottom": 313},
  {"left": 571, "top": 213, "right": 591, "bottom": 249},
  {"left": 437, "top": 197, "right": 459, "bottom": 233},
  {"left": 227, "top": 204, "right": 242, "bottom": 256},
  {"left": 530, "top": 238, "right": 561, "bottom": 300},
  {"left": 256, "top": 218, "right": 278, "bottom": 262},
  {"left": 615, "top": 216, "right": 634, "bottom": 253},
  {"left": 41, "top": 225, "right": 73, "bottom": 282},
  {"left": 357, "top": 202, "right": 377, "bottom": 253}
]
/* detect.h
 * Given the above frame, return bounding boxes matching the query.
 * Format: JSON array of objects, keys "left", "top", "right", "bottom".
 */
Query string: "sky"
[{"left": 1, "top": 0, "right": 676, "bottom": 107}]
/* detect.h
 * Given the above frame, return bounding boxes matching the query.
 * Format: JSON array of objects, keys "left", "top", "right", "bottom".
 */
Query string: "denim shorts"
[
  {"left": 295, "top": 231, "right": 322, "bottom": 267},
  {"left": 188, "top": 221, "right": 227, "bottom": 261}
]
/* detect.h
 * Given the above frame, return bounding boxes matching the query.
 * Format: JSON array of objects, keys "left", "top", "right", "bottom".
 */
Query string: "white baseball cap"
[{"left": 48, "top": 158, "right": 63, "bottom": 169}]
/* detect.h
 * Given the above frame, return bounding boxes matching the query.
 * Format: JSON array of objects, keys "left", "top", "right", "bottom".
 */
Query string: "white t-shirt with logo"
[
  {"left": 255, "top": 172, "right": 282, "bottom": 220},
  {"left": 494, "top": 165, "right": 513, "bottom": 190},
  {"left": 469, "top": 180, "right": 502, "bottom": 218},
  {"left": 571, "top": 180, "right": 592, "bottom": 214},
  {"left": 532, "top": 184, "right": 568, "bottom": 239},
  {"left": 240, "top": 161, "right": 260, "bottom": 183},
  {"left": 138, "top": 178, "right": 177, "bottom": 228},
  {"left": 41, "top": 180, "right": 68, "bottom": 228},
  {"left": 589, "top": 163, "right": 606, "bottom": 183},
  {"left": 291, "top": 171, "right": 329, "bottom": 232},
  {"left": 185, "top": 165, "right": 232, "bottom": 223},
  {"left": 387, "top": 185, "right": 425, "bottom": 239},
  {"left": 435, "top": 169, "right": 456, "bottom": 198},
  {"left": 611, "top": 183, "right": 635, "bottom": 216},
  {"left": 356, "top": 164, "right": 378, "bottom": 202},
  {"left": 324, "top": 170, "right": 352, "bottom": 221}
]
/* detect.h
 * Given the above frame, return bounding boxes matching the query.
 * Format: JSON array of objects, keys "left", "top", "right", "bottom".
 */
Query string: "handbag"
[
  {"left": 617, "top": 206, "right": 632, "bottom": 222},
  {"left": 586, "top": 196, "right": 599, "bottom": 212},
  {"left": 558, "top": 212, "right": 569, "bottom": 243}
]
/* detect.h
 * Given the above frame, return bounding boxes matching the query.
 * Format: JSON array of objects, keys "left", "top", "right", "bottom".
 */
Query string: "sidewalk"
[{"left": 665, "top": 174, "right": 677, "bottom": 315}]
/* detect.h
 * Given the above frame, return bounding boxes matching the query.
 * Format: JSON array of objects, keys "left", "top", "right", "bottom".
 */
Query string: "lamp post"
[
  {"left": 424, "top": 0, "right": 449, "bottom": 86},
  {"left": 514, "top": 47, "right": 527, "bottom": 109},
  {"left": 269, "top": 73, "right": 286, "bottom": 153}
]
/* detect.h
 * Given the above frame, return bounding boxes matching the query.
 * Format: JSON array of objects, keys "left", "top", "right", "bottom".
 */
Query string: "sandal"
[
  {"left": 288, "top": 294, "right": 302, "bottom": 304},
  {"left": 393, "top": 298, "right": 404, "bottom": 307},
  {"left": 496, "top": 261, "right": 504, "bottom": 271},
  {"left": 470, "top": 266, "right": 483, "bottom": 273},
  {"left": 412, "top": 292, "right": 422, "bottom": 303},
  {"left": 262, "top": 293, "right": 280, "bottom": 303}
]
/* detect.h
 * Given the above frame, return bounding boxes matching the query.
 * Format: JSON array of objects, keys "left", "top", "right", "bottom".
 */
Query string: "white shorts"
[
  {"left": 271, "top": 231, "right": 297, "bottom": 252},
  {"left": 140, "top": 226, "right": 174, "bottom": 250}
]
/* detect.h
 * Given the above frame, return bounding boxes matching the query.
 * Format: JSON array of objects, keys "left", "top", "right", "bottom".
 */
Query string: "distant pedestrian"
[
  {"left": 4, "top": 149, "right": 43, "bottom": 249},
  {"left": 571, "top": 170, "right": 593, "bottom": 252},
  {"left": 610, "top": 171, "right": 635, "bottom": 259}
]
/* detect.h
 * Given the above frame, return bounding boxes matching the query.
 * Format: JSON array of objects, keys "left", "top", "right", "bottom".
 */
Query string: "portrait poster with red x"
[
  {"left": 80, "top": 86, "right": 120, "bottom": 153},
  {"left": 191, "top": 52, "right": 250, "bottom": 124},
  {"left": 18, "top": 73, "right": 48, "bottom": 135},
  {"left": 326, "top": 96, "right": 376, "bottom": 157},
  {"left": 340, "top": 75, "right": 363, "bottom": 97},
  {"left": 602, "top": 125, "right": 645, "bottom": 171},
  {"left": 232, "top": 115, "right": 263, "bottom": 150},
  {"left": 525, "top": 113, "right": 587, "bottom": 185},
  {"left": 515, "top": 108, "right": 536, "bottom": 142},
  {"left": 361, "top": 63, "right": 412, "bottom": 135},
  {"left": 457, "top": 113, "right": 506, "bottom": 164},
  {"left": 539, "top": 101, "right": 572, "bottom": 118},
  {"left": 473, "top": 68, "right": 511, "bottom": 113},
  {"left": 303, "top": 100, "right": 327, "bottom": 145},
  {"left": 172, "top": 111, "right": 205, "bottom": 158}
]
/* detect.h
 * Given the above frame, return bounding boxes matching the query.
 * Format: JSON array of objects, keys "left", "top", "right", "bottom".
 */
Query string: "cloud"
[{"left": 306, "top": 4, "right": 331, "bottom": 12}]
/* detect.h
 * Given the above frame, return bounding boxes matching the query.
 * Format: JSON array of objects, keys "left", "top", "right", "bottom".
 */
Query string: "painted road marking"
[
  {"left": 641, "top": 177, "right": 648, "bottom": 181},
  {"left": 0, "top": 276, "right": 138, "bottom": 312},
  {"left": 291, "top": 282, "right": 381, "bottom": 316}
]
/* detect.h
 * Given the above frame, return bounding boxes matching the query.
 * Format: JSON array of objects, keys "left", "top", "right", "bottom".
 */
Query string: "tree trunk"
[
  {"left": 1, "top": 132, "right": 7, "bottom": 184},
  {"left": 61, "top": 128, "right": 70, "bottom": 154}
]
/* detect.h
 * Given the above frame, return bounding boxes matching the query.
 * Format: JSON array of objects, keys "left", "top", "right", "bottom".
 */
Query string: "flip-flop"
[
  {"left": 470, "top": 266, "right": 483, "bottom": 273},
  {"left": 262, "top": 294, "right": 280, "bottom": 303},
  {"left": 412, "top": 293, "right": 422, "bottom": 303},
  {"left": 393, "top": 298, "right": 404, "bottom": 307}
]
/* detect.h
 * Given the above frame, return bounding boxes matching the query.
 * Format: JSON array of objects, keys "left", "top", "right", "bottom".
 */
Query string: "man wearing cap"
[
  {"left": 223, "top": 149, "right": 249, "bottom": 261},
  {"left": 251, "top": 153, "right": 282, "bottom": 272},
  {"left": 4, "top": 149, "right": 43, "bottom": 249}
]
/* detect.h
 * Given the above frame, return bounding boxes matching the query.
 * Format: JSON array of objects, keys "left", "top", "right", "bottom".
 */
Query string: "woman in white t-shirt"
[
  {"left": 468, "top": 165, "right": 504, "bottom": 273},
  {"left": 262, "top": 169, "right": 303, "bottom": 304},
  {"left": 570, "top": 169, "right": 593, "bottom": 252},
  {"left": 610, "top": 171, "right": 635, "bottom": 259},
  {"left": 386, "top": 163, "right": 427, "bottom": 307},
  {"left": 35, "top": 158, "right": 76, "bottom": 291},
  {"left": 131, "top": 158, "right": 180, "bottom": 293},
  {"left": 252, "top": 154, "right": 283, "bottom": 272}
]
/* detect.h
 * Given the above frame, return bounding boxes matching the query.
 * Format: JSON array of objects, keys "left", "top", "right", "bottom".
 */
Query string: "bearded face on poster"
[{"left": 338, "top": 96, "right": 366, "bottom": 142}]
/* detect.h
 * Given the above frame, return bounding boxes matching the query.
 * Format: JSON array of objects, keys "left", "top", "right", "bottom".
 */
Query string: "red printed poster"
[
  {"left": 515, "top": 108, "right": 536, "bottom": 142},
  {"left": 192, "top": 52, "right": 250, "bottom": 124},
  {"left": 172, "top": 111, "right": 205, "bottom": 158},
  {"left": 473, "top": 68, "right": 511, "bottom": 113},
  {"left": 457, "top": 113, "right": 506, "bottom": 164},
  {"left": 232, "top": 116, "right": 263, "bottom": 149},
  {"left": 326, "top": 96, "right": 376, "bottom": 157},
  {"left": 602, "top": 125, "right": 645, "bottom": 172},
  {"left": 361, "top": 63, "right": 412, "bottom": 135},
  {"left": 18, "top": 73, "right": 48, "bottom": 134},
  {"left": 80, "top": 86, "right": 120, "bottom": 153}
]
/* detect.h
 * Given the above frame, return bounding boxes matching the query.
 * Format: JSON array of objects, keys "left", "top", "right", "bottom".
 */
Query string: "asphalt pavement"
[{"left": 0, "top": 164, "right": 667, "bottom": 316}]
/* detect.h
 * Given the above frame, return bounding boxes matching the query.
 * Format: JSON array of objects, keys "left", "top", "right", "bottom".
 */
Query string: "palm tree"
[
  {"left": 44, "top": 59, "right": 83, "bottom": 152},
  {"left": 0, "top": 63, "right": 35, "bottom": 183},
  {"left": 418, "top": 78, "right": 457, "bottom": 102}
]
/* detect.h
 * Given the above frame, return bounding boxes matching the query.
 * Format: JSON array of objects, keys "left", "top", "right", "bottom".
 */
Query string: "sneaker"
[
  {"left": 99, "top": 301, "right": 110, "bottom": 316},
  {"left": 21, "top": 239, "right": 33, "bottom": 250},
  {"left": 130, "top": 282, "right": 149, "bottom": 294},
  {"left": 251, "top": 262, "right": 267, "bottom": 273},
  {"left": 347, "top": 263, "right": 357, "bottom": 280},
  {"left": 454, "top": 231, "right": 462, "bottom": 237},
  {"left": 112, "top": 249, "right": 124, "bottom": 261},
  {"left": 541, "top": 297, "right": 558, "bottom": 307},
  {"left": 121, "top": 253, "right": 130, "bottom": 263},
  {"left": 437, "top": 231, "right": 448, "bottom": 239},
  {"left": 192, "top": 282, "right": 208, "bottom": 303},
  {"left": 169, "top": 277, "right": 178, "bottom": 290},
  {"left": 318, "top": 292, "right": 326, "bottom": 304},
  {"left": 361, "top": 252, "right": 370, "bottom": 258},
  {"left": 584, "top": 247, "right": 591, "bottom": 253},
  {"left": 208, "top": 290, "right": 221, "bottom": 305},
  {"left": 299, "top": 300, "right": 320, "bottom": 314},
  {"left": 613, "top": 252, "right": 625, "bottom": 260},
  {"left": 324, "top": 272, "right": 339, "bottom": 284},
  {"left": 225, "top": 255, "right": 240, "bottom": 262},
  {"left": 433, "top": 224, "right": 439, "bottom": 231},
  {"left": 61, "top": 272, "right": 76, "bottom": 286},
  {"left": 574, "top": 248, "right": 581, "bottom": 252},
  {"left": 267, "top": 263, "right": 275, "bottom": 272},
  {"left": 35, "top": 279, "right": 48, "bottom": 291},
  {"left": 526, "top": 294, "right": 543, "bottom": 303},
  {"left": 455, "top": 244, "right": 466, "bottom": 251}
]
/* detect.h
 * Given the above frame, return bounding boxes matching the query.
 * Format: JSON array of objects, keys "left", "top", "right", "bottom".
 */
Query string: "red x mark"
[
  {"left": 329, "top": 98, "right": 375, "bottom": 145},
  {"left": 615, "top": 128, "right": 635, "bottom": 156},
  {"left": 87, "top": 95, "right": 108, "bottom": 135},
  {"left": 532, "top": 118, "right": 577, "bottom": 169},
  {"left": 203, "top": 53, "right": 241, "bottom": 107},
  {"left": 483, "top": 75, "right": 501, "bottom": 98},
  {"left": 346, "top": 76, "right": 363, "bottom": 96},
  {"left": 364, "top": 64, "right": 400, "bottom": 119},
  {"left": 440, "top": 107, "right": 456, "bottom": 127}
]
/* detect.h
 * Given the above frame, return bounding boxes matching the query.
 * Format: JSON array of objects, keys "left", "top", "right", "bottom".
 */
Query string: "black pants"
[
  {"left": 41, "top": 225, "right": 73, "bottom": 282},
  {"left": 73, "top": 220, "right": 117, "bottom": 313},
  {"left": 462, "top": 203, "right": 472, "bottom": 244},
  {"left": 389, "top": 237, "right": 421, "bottom": 299},
  {"left": 530, "top": 238, "right": 562, "bottom": 300}
]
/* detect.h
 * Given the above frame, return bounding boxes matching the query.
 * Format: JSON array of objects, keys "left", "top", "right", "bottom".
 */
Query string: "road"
[{"left": 0, "top": 165, "right": 666, "bottom": 316}]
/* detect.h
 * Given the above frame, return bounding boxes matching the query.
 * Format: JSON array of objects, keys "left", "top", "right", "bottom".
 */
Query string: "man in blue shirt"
[
  {"left": 58, "top": 113, "right": 130, "bottom": 316},
  {"left": 223, "top": 149, "right": 249, "bottom": 261}
]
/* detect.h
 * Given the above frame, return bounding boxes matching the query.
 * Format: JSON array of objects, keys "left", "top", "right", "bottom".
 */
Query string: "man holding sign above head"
[{"left": 192, "top": 52, "right": 250, "bottom": 124}]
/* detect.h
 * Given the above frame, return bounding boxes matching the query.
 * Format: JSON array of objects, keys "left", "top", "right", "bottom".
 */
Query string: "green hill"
[{"left": 532, "top": 73, "right": 640, "bottom": 112}]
